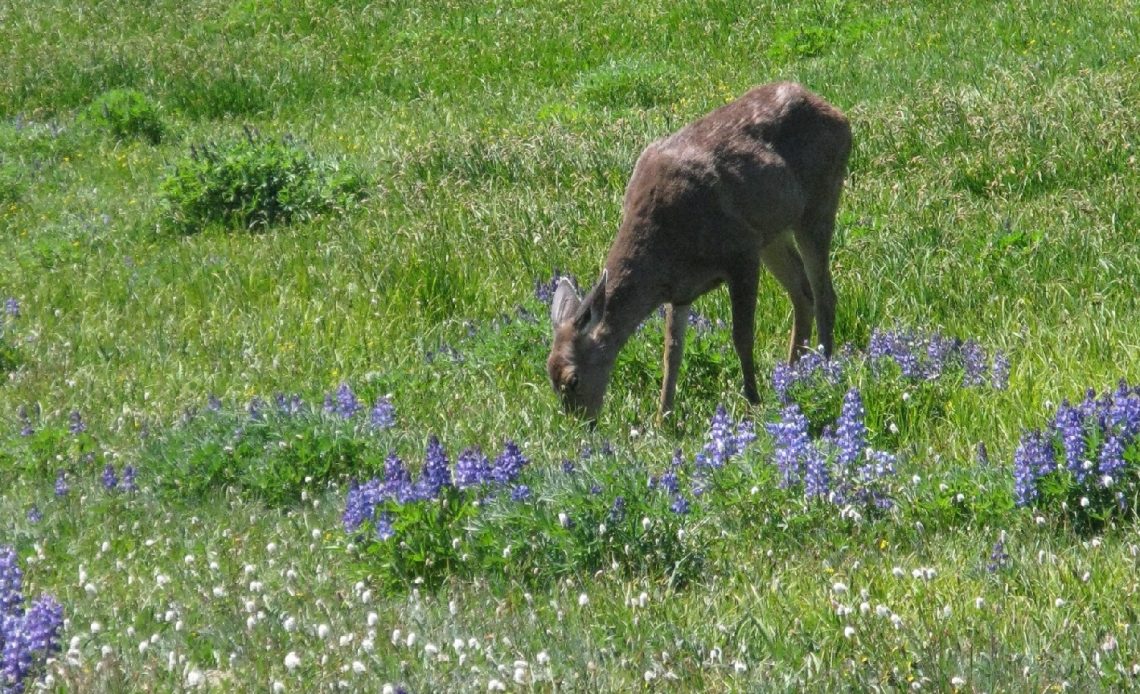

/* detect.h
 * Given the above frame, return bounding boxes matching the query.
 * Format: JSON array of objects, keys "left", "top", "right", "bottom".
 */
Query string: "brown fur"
[{"left": 548, "top": 82, "right": 852, "bottom": 421}]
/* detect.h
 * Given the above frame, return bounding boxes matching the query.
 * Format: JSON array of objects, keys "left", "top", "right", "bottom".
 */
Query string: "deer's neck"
[{"left": 594, "top": 256, "right": 663, "bottom": 357}]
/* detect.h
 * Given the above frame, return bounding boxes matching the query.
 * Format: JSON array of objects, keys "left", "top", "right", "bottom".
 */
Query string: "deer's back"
[{"left": 622, "top": 83, "right": 850, "bottom": 246}]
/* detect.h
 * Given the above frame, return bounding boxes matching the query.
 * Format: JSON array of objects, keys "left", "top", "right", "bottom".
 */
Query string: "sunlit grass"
[{"left": 2, "top": 0, "right": 1140, "bottom": 690}]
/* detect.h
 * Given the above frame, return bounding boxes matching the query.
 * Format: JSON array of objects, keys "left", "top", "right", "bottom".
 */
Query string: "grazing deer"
[{"left": 547, "top": 82, "right": 851, "bottom": 421}]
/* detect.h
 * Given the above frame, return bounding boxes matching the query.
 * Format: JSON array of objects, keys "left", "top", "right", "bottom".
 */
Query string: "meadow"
[{"left": 2, "top": 0, "right": 1140, "bottom": 690}]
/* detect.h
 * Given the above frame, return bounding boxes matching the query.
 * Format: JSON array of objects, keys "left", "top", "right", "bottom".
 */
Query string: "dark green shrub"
[
  {"left": 160, "top": 130, "right": 367, "bottom": 233},
  {"left": 82, "top": 89, "right": 165, "bottom": 144}
]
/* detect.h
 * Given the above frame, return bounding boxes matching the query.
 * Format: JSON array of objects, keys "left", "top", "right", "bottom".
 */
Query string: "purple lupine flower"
[
  {"left": 659, "top": 468, "right": 680, "bottom": 495},
  {"left": 855, "top": 449, "right": 897, "bottom": 509},
  {"left": 25, "top": 506, "right": 41, "bottom": 523},
  {"left": 374, "top": 512, "right": 395, "bottom": 541},
  {"left": 1012, "top": 431, "right": 1048, "bottom": 506},
  {"left": 414, "top": 435, "right": 452, "bottom": 500},
  {"left": 834, "top": 389, "right": 867, "bottom": 470},
  {"left": 560, "top": 459, "right": 575, "bottom": 475},
  {"left": 121, "top": 465, "right": 137, "bottom": 492},
  {"left": 53, "top": 471, "right": 68, "bottom": 498},
  {"left": 987, "top": 537, "right": 1009, "bottom": 573},
  {"left": 991, "top": 351, "right": 1010, "bottom": 390},
  {"left": 381, "top": 453, "right": 414, "bottom": 503},
  {"left": 670, "top": 494, "right": 691, "bottom": 515},
  {"left": 206, "top": 394, "right": 223, "bottom": 412},
  {"left": 4, "top": 298, "right": 18, "bottom": 318},
  {"left": 961, "top": 340, "right": 988, "bottom": 387},
  {"left": 767, "top": 403, "right": 812, "bottom": 488},
  {"left": 924, "top": 331, "right": 955, "bottom": 379},
  {"left": 369, "top": 395, "right": 395, "bottom": 430},
  {"left": 491, "top": 440, "right": 528, "bottom": 486},
  {"left": 68, "top": 410, "right": 86, "bottom": 435},
  {"left": 274, "top": 393, "right": 305, "bottom": 416},
  {"left": 510, "top": 485, "right": 531, "bottom": 502},
  {"left": 2, "top": 592, "right": 64, "bottom": 692},
  {"left": 1099, "top": 435, "right": 1126, "bottom": 487},
  {"left": 101, "top": 463, "right": 118, "bottom": 491},
  {"left": 772, "top": 362, "right": 794, "bottom": 403},
  {"left": 1108, "top": 384, "right": 1140, "bottom": 439},
  {"left": 454, "top": 448, "right": 492, "bottom": 489},
  {"left": 343, "top": 480, "right": 374, "bottom": 533},
  {"left": 589, "top": 484, "right": 603, "bottom": 495},
  {"left": 802, "top": 444, "right": 830, "bottom": 499},
  {"left": 608, "top": 496, "right": 626, "bottom": 522},
  {"left": 1054, "top": 401, "right": 1087, "bottom": 481},
  {"left": 1, "top": 547, "right": 22, "bottom": 616},
  {"left": 324, "top": 383, "right": 361, "bottom": 419},
  {"left": 17, "top": 405, "right": 33, "bottom": 437}
]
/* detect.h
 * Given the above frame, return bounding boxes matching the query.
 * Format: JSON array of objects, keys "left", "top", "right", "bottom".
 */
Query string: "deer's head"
[{"left": 547, "top": 273, "right": 614, "bottom": 420}]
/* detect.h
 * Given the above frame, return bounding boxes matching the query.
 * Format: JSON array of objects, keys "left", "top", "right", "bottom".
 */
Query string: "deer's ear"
[
  {"left": 573, "top": 270, "right": 608, "bottom": 333},
  {"left": 551, "top": 278, "right": 581, "bottom": 328}
]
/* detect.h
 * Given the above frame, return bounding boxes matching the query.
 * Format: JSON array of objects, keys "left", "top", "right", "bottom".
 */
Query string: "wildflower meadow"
[{"left": 2, "top": 0, "right": 1140, "bottom": 691}]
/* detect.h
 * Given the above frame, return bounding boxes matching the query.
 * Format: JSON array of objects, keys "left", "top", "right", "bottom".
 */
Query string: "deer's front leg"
[{"left": 659, "top": 303, "right": 690, "bottom": 420}]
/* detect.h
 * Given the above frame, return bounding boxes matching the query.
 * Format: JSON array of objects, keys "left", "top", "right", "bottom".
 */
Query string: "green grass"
[{"left": 2, "top": 0, "right": 1140, "bottom": 690}]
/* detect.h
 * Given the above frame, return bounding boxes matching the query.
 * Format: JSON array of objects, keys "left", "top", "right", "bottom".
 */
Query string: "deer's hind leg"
[
  {"left": 759, "top": 235, "right": 815, "bottom": 363},
  {"left": 794, "top": 189, "right": 840, "bottom": 357}
]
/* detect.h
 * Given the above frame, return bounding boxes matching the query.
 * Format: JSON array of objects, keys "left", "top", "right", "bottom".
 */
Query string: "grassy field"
[{"left": 2, "top": 0, "right": 1140, "bottom": 690}]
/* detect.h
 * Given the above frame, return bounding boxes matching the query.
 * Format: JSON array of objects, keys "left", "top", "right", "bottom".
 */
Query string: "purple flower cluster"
[
  {"left": 369, "top": 396, "right": 395, "bottom": 430},
  {"left": 324, "top": 383, "right": 361, "bottom": 419},
  {"left": 16, "top": 406, "right": 33, "bottom": 438},
  {"left": 647, "top": 406, "right": 757, "bottom": 514},
  {"left": 100, "top": 464, "right": 138, "bottom": 493},
  {"left": 694, "top": 405, "right": 756, "bottom": 470},
  {"left": 1, "top": 546, "right": 65, "bottom": 693},
  {"left": 3, "top": 298, "right": 18, "bottom": 318},
  {"left": 1013, "top": 382, "right": 1140, "bottom": 509},
  {"left": 343, "top": 439, "right": 531, "bottom": 538},
  {"left": 67, "top": 410, "right": 85, "bottom": 435},
  {"left": 869, "top": 329, "right": 1009, "bottom": 389},
  {"left": 767, "top": 388, "right": 897, "bottom": 509},
  {"left": 772, "top": 350, "right": 847, "bottom": 404}
]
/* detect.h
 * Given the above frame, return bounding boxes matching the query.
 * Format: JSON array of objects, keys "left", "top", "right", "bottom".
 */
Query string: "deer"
[{"left": 547, "top": 82, "right": 852, "bottom": 422}]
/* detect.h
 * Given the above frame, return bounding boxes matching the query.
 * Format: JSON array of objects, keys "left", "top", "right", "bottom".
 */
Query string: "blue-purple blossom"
[
  {"left": 68, "top": 411, "right": 85, "bottom": 435},
  {"left": 1, "top": 547, "right": 22, "bottom": 614},
  {"left": 274, "top": 393, "right": 304, "bottom": 416},
  {"left": 491, "top": 440, "right": 529, "bottom": 486},
  {"left": 53, "top": 471, "right": 68, "bottom": 498},
  {"left": 101, "top": 464, "right": 118, "bottom": 491},
  {"left": 1, "top": 547, "right": 64, "bottom": 694},
  {"left": 1099, "top": 435, "right": 1126, "bottom": 487},
  {"left": 206, "top": 395, "right": 223, "bottom": 412},
  {"left": 4, "top": 298, "right": 18, "bottom": 318},
  {"left": 414, "top": 435, "right": 452, "bottom": 500},
  {"left": 608, "top": 496, "right": 626, "bottom": 522},
  {"left": 767, "top": 404, "right": 812, "bottom": 488},
  {"left": 454, "top": 448, "right": 492, "bottom": 489},
  {"left": 1012, "top": 431, "right": 1053, "bottom": 506},
  {"left": 1054, "top": 401, "right": 1088, "bottom": 481},
  {"left": 510, "top": 485, "right": 531, "bottom": 502},
  {"left": 369, "top": 396, "right": 395, "bottom": 430},
  {"left": 324, "top": 383, "right": 361, "bottom": 419},
  {"left": 560, "top": 459, "right": 575, "bottom": 475},
  {"left": 670, "top": 494, "right": 691, "bottom": 515},
  {"left": 803, "top": 445, "right": 830, "bottom": 499},
  {"left": 374, "top": 512, "right": 395, "bottom": 541},
  {"left": 25, "top": 507, "right": 41, "bottom": 524},
  {"left": 987, "top": 537, "right": 1009, "bottom": 573},
  {"left": 247, "top": 398, "right": 264, "bottom": 421},
  {"left": 121, "top": 465, "right": 137, "bottom": 492}
]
